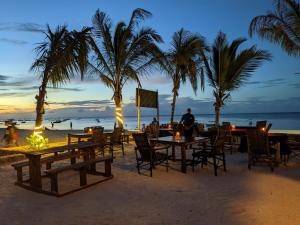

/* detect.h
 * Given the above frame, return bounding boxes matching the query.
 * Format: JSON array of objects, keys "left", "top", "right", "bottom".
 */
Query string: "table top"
[
  {"left": 150, "top": 136, "right": 209, "bottom": 144},
  {"left": 68, "top": 132, "right": 92, "bottom": 138},
  {"left": 26, "top": 142, "right": 101, "bottom": 156}
]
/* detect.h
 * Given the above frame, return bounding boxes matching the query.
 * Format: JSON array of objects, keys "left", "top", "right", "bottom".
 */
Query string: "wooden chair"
[
  {"left": 132, "top": 132, "right": 170, "bottom": 177},
  {"left": 192, "top": 128, "right": 227, "bottom": 176},
  {"left": 246, "top": 129, "right": 276, "bottom": 171},
  {"left": 90, "top": 128, "right": 106, "bottom": 157},
  {"left": 256, "top": 121, "right": 267, "bottom": 130},
  {"left": 221, "top": 122, "right": 236, "bottom": 154},
  {"left": 109, "top": 127, "right": 124, "bottom": 157}
]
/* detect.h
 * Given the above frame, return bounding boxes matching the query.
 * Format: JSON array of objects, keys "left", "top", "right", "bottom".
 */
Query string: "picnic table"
[
  {"left": 150, "top": 136, "right": 209, "bottom": 173},
  {"left": 68, "top": 131, "right": 130, "bottom": 144},
  {"left": 12, "top": 142, "right": 113, "bottom": 196}
]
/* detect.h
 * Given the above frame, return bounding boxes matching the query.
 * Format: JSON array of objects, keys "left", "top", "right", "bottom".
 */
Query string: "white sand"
[{"left": 0, "top": 142, "right": 300, "bottom": 225}]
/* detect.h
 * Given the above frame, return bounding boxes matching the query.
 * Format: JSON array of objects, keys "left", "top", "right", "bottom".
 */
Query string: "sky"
[{"left": 0, "top": 0, "right": 299, "bottom": 119}]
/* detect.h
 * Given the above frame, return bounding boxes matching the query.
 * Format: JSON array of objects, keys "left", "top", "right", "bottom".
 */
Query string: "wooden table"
[
  {"left": 159, "top": 128, "right": 173, "bottom": 137},
  {"left": 68, "top": 133, "right": 92, "bottom": 144},
  {"left": 150, "top": 136, "right": 209, "bottom": 173},
  {"left": 25, "top": 142, "right": 101, "bottom": 191}
]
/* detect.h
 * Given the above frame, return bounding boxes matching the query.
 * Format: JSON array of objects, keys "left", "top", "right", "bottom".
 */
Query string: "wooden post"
[
  {"left": 156, "top": 90, "right": 159, "bottom": 138},
  {"left": 27, "top": 154, "right": 42, "bottom": 189},
  {"left": 137, "top": 88, "right": 141, "bottom": 130}
]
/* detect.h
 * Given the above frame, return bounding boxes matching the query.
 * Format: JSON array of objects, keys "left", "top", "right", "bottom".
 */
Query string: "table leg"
[
  {"left": 172, "top": 144, "right": 176, "bottom": 161},
  {"left": 27, "top": 154, "right": 42, "bottom": 189},
  {"left": 181, "top": 144, "right": 187, "bottom": 173},
  {"left": 70, "top": 149, "right": 76, "bottom": 164},
  {"left": 89, "top": 147, "right": 96, "bottom": 172},
  {"left": 68, "top": 134, "right": 71, "bottom": 144}
]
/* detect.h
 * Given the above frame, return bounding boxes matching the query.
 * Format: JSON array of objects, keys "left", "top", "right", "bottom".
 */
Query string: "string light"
[
  {"left": 115, "top": 106, "right": 124, "bottom": 125},
  {"left": 33, "top": 125, "right": 43, "bottom": 139}
]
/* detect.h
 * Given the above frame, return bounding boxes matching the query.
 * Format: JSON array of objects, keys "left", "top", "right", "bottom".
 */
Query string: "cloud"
[
  {"left": 18, "top": 85, "right": 84, "bottom": 92},
  {"left": 141, "top": 75, "right": 170, "bottom": 86},
  {"left": 245, "top": 78, "right": 287, "bottom": 88},
  {"left": 292, "top": 83, "right": 300, "bottom": 89},
  {"left": 49, "top": 99, "right": 114, "bottom": 107},
  {"left": 0, "top": 38, "right": 28, "bottom": 45},
  {"left": 0, "top": 92, "right": 33, "bottom": 97},
  {"left": 0, "top": 75, "right": 9, "bottom": 81},
  {"left": 0, "top": 22, "right": 44, "bottom": 33}
]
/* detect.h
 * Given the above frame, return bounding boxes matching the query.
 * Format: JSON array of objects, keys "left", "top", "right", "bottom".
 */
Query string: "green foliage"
[{"left": 26, "top": 134, "right": 49, "bottom": 151}]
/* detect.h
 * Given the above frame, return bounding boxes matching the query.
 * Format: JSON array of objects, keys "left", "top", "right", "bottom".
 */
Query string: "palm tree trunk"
[
  {"left": 170, "top": 77, "right": 179, "bottom": 123},
  {"left": 215, "top": 105, "right": 221, "bottom": 128},
  {"left": 114, "top": 91, "right": 124, "bottom": 129},
  {"left": 35, "top": 76, "right": 48, "bottom": 127},
  {"left": 170, "top": 91, "right": 177, "bottom": 123}
]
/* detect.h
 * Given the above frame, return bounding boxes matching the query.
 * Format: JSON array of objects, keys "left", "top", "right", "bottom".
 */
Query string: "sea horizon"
[{"left": 1, "top": 111, "right": 300, "bottom": 130}]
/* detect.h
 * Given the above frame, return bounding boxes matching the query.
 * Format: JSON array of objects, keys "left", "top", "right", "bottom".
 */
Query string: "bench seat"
[{"left": 44, "top": 157, "right": 112, "bottom": 195}]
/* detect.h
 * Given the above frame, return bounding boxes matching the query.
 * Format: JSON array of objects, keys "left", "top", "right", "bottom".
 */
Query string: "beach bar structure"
[{"left": 136, "top": 88, "right": 159, "bottom": 130}]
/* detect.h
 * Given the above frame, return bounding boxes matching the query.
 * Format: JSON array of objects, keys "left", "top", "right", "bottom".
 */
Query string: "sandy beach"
[{"left": 0, "top": 136, "right": 300, "bottom": 225}]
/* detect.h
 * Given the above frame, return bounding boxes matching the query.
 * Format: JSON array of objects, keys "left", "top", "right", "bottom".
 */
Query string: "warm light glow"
[
  {"left": 33, "top": 125, "right": 43, "bottom": 139},
  {"left": 88, "top": 128, "right": 92, "bottom": 134},
  {"left": 231, "top": 124, "right": 235, "bottom": 129},
  {"left": 175, "top": 131, "right": 181, "bottom": 140},
  {"left": 262, "top": 127, "right": 266, "bottom": 132},
  {"left": 168, "top": 124, "right": 172, "bottom": 129},
  {"left": 115, "top": 106, "right": 124, "bottom": 125}
]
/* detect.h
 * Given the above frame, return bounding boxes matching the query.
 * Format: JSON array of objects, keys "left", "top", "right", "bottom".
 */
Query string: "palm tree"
[
  {"left": 161, "top": 28, "right": 208, "bottom": 123},
  {"left": 249, "top": 0, "right": 300, "bottom": 57},
  {"left": 88, "top": 9, "right": 163, "bottom": 128},
  {"left": 202, "top": 32, "right": 272, "bottom": 126},
  {"left": 31, "top": 25, "right": 91, "bottom": 128}
]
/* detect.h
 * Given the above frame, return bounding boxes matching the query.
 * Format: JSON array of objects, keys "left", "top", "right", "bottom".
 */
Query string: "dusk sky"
[{"left": 0, "top": 0, "right": 299, "bottom": 119}]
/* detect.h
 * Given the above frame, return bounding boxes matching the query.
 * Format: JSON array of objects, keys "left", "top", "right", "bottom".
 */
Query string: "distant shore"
[
  {"left": 0, "top": 128, "right": 81, "bottom": 147},
  {"left": 0, "top": 128, "right": 300, "bottom": 150}
]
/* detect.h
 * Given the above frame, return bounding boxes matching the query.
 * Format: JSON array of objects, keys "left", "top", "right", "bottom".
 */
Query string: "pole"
[
  {"left": 156, "top": 90, "right": 159, "bottom": 138},
  {"left": 137, "top": 88, "right": 141, "bottom": 130},
  {"left": 156, "top": 90, "right": 159, "bottom": 126}
]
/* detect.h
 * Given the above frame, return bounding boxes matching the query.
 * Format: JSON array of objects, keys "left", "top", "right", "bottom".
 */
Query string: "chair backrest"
[
  {"left": 212, "top": 128, "right": 226, "bottom": 154},
  {"left": 197, "top": 123, "right": 205, "bottom": 131},
  {"left": 222, "top": 122, "right": 231, "bottom": 128},
  {"left": 256, "top": 120, "right": 267, "bottom": 129},
  {"left": 132, "top": 133, "right": 152, "bottom": 160},
  {"left": 246, "top": 129, "right": 270, "bottom": 155},
  {"left": 91, "top": 128, "right": 106, "bottom": 145},
  {"left": 111, "top": 127, "right": 123, "bottom": 142},
  {"left": 149, "top": 124, "right": 159, "bottom": 138},
  {"left": 173, "top": 123, "right": 184, "bottom": 134},
  {"left": 266, "top": 123, "right": 272, "bottom": 133}
]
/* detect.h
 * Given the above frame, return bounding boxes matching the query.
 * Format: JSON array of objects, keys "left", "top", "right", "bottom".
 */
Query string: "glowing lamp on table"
[{"left": 175, "top": 131, "right": 181, "bottom": 140}]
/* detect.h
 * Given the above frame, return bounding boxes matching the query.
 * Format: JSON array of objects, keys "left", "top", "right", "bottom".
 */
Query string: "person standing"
[
  {"left": 70, "top": 121, "right": 73, "bottom": 130},
  {"left": 179, "top": 108, "right": 195, "bottom": 138}
]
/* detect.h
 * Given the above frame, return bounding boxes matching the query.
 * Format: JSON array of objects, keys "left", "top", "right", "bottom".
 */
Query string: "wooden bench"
[
  {"left": 44, "top": 157, "right": 113, "bottom": 196},
  {"left": 11, "top": 151, "right": 82, "bottom": 184}
]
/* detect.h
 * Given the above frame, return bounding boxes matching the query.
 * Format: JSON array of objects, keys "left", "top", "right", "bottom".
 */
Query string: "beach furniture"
[
  {"left": 150, "top": 135, "right": 209, "bottom": 173},
  {"left": 108, "top": 127, "right": 125, "bottom": 157},
  {"left": 68, "top": 132, "right": 92, "bottom": 144},
  {"left": 133, "top": 132, "right": 170, "bottom": 177},
  {"left": 11, "top": 142, "right": 113, "bottom": 196},
  {"left": 256, "top": 120, "right": 267, "bottom": 129},
  {"left": 192, "top": 128, "right": 227, "bottom": 176},
  {"left": 246, "top": 129, "right": 276, "bottom": 171}
]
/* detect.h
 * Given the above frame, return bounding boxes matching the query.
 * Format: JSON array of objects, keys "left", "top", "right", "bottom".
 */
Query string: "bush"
[{"left": 26, "top": 134, "right": 49, "bottom": 151}]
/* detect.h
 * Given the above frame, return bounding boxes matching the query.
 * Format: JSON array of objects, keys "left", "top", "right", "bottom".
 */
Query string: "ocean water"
[{"left": 0, "top": 112, "right": 300, "bottom": 130}]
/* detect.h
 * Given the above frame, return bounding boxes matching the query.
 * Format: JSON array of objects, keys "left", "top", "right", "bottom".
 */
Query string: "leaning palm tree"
[
  {"left": 161, "top": 28, "right": 208, "bottom": 123},
  {"left": 202, "top": 32, "right": 272, "bottom": 126},
  {"left": 88, "top": 9, "right": 163, "bottom": 128},
  {"left": 31, "top": 25, "right": 91, "bottom": 128},
  {"left": 249, "top": 0, "right": 300, "bottom": 57}
]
